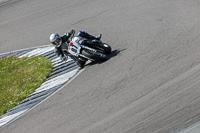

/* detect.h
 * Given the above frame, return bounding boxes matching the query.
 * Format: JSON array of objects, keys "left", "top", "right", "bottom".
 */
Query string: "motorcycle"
[{"left": 63, "top": 31, "right": 111, "bottom": 67}]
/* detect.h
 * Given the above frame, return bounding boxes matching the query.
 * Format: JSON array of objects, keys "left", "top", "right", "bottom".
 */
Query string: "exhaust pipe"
[
  {"left": 80, "top": 45, "right": 96, "bottom": 53},
  {"left": 77, "top": 53, "right": 95, "bottom": 61}
]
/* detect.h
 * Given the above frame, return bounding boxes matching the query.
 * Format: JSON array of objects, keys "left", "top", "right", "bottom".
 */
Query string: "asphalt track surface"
[{"left": 1, "top": 0, "right": 200, "bottom": 133}]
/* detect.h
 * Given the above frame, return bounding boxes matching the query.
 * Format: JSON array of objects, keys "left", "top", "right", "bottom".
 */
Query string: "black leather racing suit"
[{"left": 54, "top": 30, "right": 100, "bottom": 63}]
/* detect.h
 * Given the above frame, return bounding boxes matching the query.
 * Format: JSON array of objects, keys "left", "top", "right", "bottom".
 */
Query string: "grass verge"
[{"left": 0, "top": 55, "right": 53, "bottom": 116}]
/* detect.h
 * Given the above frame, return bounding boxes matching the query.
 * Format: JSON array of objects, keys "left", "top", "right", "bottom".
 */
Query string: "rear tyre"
[{"left": 102, "top": 43, "right": 111, "bottom": 54}]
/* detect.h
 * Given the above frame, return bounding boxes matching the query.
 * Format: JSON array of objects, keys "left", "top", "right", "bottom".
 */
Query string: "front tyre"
[
  {"left": 82, "top": 49, "right": 108, "bottom": 61},
  {"left": 77, "top": 60, "right": 86, "bottom": 68},
  {"left": 73, "top": 57, "right": 86, "bottom": 68}
]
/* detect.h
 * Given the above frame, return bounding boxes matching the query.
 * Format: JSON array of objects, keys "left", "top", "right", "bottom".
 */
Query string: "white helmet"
[{"left": 49, "top": 33, "right": 62, "bottom": 47}]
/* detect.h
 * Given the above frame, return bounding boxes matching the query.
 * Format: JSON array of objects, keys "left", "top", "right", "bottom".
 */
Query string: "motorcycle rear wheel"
[{"left": 102, "top": 43, "right": 111, "bottom": 54}]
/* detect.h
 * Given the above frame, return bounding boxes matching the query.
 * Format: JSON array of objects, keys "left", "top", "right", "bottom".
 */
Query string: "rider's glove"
[
  {"left": 70, "top": 29, "right": 75, "bottom": 36},
  {"left": 71, "top": 29, "right": 75, "bottom": 33},
  {"left": 65, "top": 29, "right": 75, "bottom": 37}
]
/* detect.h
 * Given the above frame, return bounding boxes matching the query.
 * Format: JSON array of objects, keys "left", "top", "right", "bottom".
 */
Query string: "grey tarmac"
[{"left": 1, "top": 0, "right": 200, "bottom": 133}]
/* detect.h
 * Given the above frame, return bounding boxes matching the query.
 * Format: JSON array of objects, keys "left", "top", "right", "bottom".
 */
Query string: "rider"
[{"left": 49, "top": 30, "right": 102, "bottom": 66}]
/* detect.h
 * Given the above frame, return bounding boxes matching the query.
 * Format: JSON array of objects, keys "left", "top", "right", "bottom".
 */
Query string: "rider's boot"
[
  {"left": 78, "top": 31, "right": 102, "bottom": 40},
  {"left": 96, "top": 34, "right": 102, "bottom": 40}
]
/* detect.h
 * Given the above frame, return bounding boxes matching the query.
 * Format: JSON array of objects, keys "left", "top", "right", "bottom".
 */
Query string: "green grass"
[{"left": 0, "top": 55, "right": 53, "bottom": 116}]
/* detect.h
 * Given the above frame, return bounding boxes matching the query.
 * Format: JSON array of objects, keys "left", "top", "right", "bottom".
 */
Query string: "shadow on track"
[{"left": 84, "top": 49, "right": 126, "bottom": 67}]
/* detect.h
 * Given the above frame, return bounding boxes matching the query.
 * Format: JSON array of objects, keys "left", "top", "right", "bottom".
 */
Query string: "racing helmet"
[{"left": 49, "top": 33, "right": 62, "bottom": 47}]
